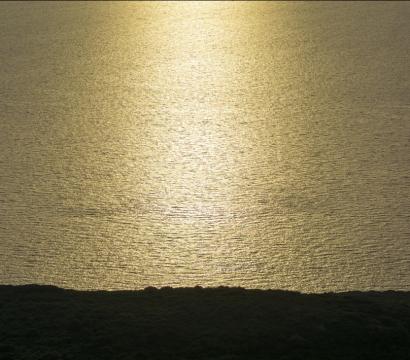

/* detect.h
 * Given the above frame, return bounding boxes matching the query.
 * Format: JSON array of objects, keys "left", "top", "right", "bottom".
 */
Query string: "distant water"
[{"left": 0, "top": 2, "right": 409, "bottom": 292}]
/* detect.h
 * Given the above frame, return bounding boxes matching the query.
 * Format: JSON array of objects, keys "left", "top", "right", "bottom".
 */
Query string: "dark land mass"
[{"left": 1, "top": 285, "right": 410, "bottom": 360}]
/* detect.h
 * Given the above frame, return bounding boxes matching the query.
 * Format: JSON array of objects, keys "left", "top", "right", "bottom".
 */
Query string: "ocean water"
[{"left": 0, "top": 2, "right": 409, "bottom": 292}]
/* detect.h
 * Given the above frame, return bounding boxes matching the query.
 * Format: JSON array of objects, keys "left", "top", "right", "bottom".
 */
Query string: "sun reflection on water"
[{"left": 2, "top": 2, "right": 409, "bottom": 292}]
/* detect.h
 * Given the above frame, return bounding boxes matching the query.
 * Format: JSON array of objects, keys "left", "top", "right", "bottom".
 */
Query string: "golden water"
[{"left": 0, "top": 2, "right": 409, "bottom": 291}]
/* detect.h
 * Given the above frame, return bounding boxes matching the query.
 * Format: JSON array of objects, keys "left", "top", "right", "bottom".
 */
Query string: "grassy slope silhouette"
[{"left": 1, "top": 285, "right": 409, "bottom": 360}]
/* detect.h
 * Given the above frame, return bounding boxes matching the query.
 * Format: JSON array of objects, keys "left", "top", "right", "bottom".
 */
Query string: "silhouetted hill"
[{"left": 1, "top": 285, "right": 410, "bottom": 359}]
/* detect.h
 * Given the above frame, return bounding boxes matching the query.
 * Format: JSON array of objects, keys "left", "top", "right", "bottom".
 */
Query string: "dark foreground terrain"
[{"left": 1, "top": 285, "right": 410, "bottom": 360}]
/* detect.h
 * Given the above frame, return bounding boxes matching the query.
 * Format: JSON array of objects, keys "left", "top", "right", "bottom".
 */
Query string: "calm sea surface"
[{"left": 0, "top": 2, "right": 409, "bottom": 292}]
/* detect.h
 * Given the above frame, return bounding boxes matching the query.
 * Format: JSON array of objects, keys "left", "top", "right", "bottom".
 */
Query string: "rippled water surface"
[{"left": 1, "top": 2, "right": 409, "bottom": 292}]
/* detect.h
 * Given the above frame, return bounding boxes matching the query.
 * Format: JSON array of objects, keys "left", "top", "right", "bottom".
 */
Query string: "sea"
[{"left": 0, "top": 2, "right": 409, "bottom": 292}]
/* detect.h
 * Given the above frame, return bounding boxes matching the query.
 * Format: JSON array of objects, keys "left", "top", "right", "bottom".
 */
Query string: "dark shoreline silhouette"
[{"left": 1, "top": 285, "right": 410, "bottom": 360}]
